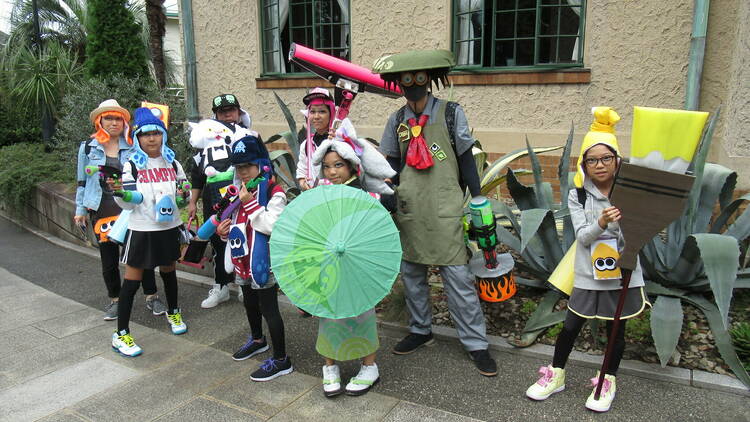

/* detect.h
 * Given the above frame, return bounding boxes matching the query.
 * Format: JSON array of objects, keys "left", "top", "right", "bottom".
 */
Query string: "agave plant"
[
  {"left": 636, "top": 109, "right": 750, "bottom": 386},
  {"left": 485, "top": 126, "right": 576, "bottom": 346},
  {"left": 497, "top": 110, "right": 750, "bottom": 387},
  {"left": 264, "top": 91, "right": 304, "bottom": 196}
]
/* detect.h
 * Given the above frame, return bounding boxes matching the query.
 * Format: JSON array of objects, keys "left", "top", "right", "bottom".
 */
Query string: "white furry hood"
[{"left": 312, "top": 121, "right": 396, "bottom": 195}]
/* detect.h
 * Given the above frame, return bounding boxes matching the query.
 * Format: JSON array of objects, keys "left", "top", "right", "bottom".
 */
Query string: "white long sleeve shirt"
[{"left": 114, "top": 157, "right": 189, "bottom": 232}]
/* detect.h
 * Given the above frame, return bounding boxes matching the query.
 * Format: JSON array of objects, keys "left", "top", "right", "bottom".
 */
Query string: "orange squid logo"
[
  {"left": 94, "top": 216, "right": 118, "bottom": 243},
  {"left": 476, "top": 273, "right": 517, "bottom": 302}
]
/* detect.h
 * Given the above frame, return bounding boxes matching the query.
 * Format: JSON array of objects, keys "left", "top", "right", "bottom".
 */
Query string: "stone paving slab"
[
  {"left": 382, "top": 401, "right": 483, "bottom": 422},
  {"left": 154, "top": 396, "right": 265, "bottom": 422},
  {"left": 71, "top": 347, "right": 243, "bottom": 421},
  {"left": 0, "top": 282, "right": 87, "bottom": 315},
  {"left": 0, "top": 299, "right": 87, "bottom": 333},
  {"left": 35, "top": 409, "right": 89, "bottom": 422},
  {"left": 205, "top": 365, "right": 319, "bottom": 418},
  {"left": 32, "top": 307, "right": 109, "bottom": 339},
  {"left": 0, "top": 323, "right": 112, "bottom": 391},
  {"left": 0, "top": 324, "right": 56, "bottom": 356},
  {"left": 269, "top": 388, "right": 400, "bottom": 422},
  {"left": 0, "top": 356, "right": 139, "bottom": 422},
  {"left": 0, "top": 278, "right": 47, "bottom": 298},
  {"left": 98, "top": 324, "right": 199, "bottom": 372}
]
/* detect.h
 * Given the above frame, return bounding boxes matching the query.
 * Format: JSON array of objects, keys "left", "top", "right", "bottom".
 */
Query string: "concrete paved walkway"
[
  {"left": 0, "top": 268, "right": 478, "bottom": 422},
  {"left": 0, "top": 216, "right": 748, "bottom": 421}
]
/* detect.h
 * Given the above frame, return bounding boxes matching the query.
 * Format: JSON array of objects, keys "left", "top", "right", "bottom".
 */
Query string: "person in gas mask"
[{"left": 373, "top": 50, "right": 497, "bottom": 377}]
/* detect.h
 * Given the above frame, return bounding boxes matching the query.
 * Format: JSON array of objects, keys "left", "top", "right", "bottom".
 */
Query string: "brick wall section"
[{"left": 484, "top": 152, "right": 578, "bottom": 205}]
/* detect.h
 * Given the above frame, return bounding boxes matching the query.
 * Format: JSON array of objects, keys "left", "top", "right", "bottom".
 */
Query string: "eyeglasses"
[
  {"left": 584, "top": 155, "right": 616, "bottom": 167},
  {"left": 400, "top": 71, "right": 429, "bottom": 87}
]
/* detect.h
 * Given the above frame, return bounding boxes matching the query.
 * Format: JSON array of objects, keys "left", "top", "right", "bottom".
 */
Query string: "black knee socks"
[
  {"left": 160, "top": 270, "right": 179, "bottom": 313},
  {"left": 117, "top": 279, "right": 141, "bottom": 332}
]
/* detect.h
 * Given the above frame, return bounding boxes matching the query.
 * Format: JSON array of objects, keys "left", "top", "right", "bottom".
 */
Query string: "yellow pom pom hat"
[{"left": 573, "top": 106, "right": 621, "bottom": 188}]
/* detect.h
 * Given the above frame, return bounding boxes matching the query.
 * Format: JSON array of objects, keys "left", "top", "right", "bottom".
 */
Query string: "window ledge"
[
  {"left": 256, "top": 68, "right": 590, "bottom": 89},
  {"left": 450, "top": 68, "right": 590, "bottom": 85},
  {"left": 256, "top": 76, "right": 333, "bottom": 89}
]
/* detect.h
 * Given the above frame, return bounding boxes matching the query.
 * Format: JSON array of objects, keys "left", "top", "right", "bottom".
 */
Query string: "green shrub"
[
  {"left": 85, "top": 0, "right": 149, "bottom": 79},
  {"left": 53, "top": 74, "right": 190, "bottom": 176},
  {"left": 0, "top": 143, "right": 72, "bottom": 213},
  {"left": 520, "top": 299, "right": 538, "bottom": 315},
  {"left": 545, "top": 322, "right": 564, "bottom": 339},
  {"left": 0, "top": 102, "right": 41, "bottom": 147},
  {"left": 625, "top": 309, "right": 652, "bottom": 342},
  {"left": 731, "top": 322, "right": 750, "bottom": 371}
]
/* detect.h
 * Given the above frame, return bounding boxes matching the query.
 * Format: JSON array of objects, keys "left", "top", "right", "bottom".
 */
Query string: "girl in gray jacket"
[{"left": 526, "top": 107, "right": 650, "bottom": 412}]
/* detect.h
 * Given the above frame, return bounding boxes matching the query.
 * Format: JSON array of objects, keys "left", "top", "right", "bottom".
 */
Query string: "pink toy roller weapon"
[{"left": 288, "top": 43, "right": 402, "bottom": 99}]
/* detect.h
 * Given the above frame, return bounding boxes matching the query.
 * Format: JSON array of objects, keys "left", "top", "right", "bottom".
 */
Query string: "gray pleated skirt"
[{"left": 568, "top": 286, "right": 650, "bottom": 320}]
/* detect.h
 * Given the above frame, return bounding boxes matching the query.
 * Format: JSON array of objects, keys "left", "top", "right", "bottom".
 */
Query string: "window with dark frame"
[
  {"left": 453, "top": 0, "right": 585, "bottom": 69},
  {"left": 260, "top": 0, "right": 351, "bottom": 75}
]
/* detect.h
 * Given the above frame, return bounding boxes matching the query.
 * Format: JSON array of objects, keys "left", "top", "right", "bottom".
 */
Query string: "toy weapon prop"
[
  {"left": 288, "top": 43, "right": 402, "bottom": 99},
  {"left": 195, "top": 176, "right": 267, "bottom": 240}
]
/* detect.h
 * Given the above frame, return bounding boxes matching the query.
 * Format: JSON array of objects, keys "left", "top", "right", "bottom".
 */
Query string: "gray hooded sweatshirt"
[{"left": 569, "top": 178, "right": 645, "bottom": 291}]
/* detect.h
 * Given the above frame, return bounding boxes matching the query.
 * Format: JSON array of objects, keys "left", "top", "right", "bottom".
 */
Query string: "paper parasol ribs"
[{"left": 594, "top": 106, "right": 708, "bottom": 400}]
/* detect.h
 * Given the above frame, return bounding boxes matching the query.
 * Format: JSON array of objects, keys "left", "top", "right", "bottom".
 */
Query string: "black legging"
[
  {"left": 241, "top": 284, "right": 286, "bottom": 359},
  {"left": 210, "top": 234, "right": 234, "bottom": 287},
  {"left": 99, "top": 241, "right": 157, "bottom": 298},
  {"left": 552, "top": 311, "right": 627, "bottom": 376},
  {"left": 118, "top": 270, "right": 179, "bottom": 333}
]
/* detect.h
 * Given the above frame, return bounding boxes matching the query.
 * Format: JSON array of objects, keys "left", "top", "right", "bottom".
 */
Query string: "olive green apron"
[{"left": 395, "top": 100, "right": 468, "bottom": 266}]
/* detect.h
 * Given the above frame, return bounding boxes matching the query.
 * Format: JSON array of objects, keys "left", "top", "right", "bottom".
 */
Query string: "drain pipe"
[
  {"left": 179, "top": 0, "right": 200, "bottom": 121},
  {"left": 685, "top": 0, "right": 710, "bottom": 111}
]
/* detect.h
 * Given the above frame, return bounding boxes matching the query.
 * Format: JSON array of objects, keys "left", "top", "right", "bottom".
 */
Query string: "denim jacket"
[{"left": 75, "top": 137, "right": 135, "bottom": 216}]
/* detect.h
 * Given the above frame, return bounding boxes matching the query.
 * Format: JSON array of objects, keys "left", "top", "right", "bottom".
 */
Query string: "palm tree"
[
  {"left": 5, "top": 0, "right": 177, "bottom": 84},
  {"left": 6, "top": 0, "right": 88, "bottom": 63},
  {"left": 145, "top": 0, "right": 166, "bottom": 88}
]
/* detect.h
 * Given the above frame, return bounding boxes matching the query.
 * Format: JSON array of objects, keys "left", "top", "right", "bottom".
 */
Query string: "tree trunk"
[{"left": 145, "top": 0, "right": 166, "bottom": 88}]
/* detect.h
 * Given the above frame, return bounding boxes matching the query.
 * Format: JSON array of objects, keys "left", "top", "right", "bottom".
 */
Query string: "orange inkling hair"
[{"left": 91, "top": 111, "right": 133, "bottom": 145}]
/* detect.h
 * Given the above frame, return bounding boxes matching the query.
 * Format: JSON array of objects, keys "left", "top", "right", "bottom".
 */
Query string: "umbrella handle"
[{"left": 594, "top": 269, "right": 632, "bottom": 400}]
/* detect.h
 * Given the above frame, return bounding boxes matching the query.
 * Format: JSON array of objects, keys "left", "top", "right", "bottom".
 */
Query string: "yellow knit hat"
[{"left": 573, "top": 107, "right": 621, "bottom": 188}]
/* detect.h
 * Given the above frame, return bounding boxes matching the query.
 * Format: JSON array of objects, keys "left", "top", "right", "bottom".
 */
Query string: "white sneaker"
[
  {"left": 166, "top": 309, "right": 188, "bottom": 335},
  {"left": 201, "top": 284, "right": 230, "bottom": 308},
  {"left": 345, "top": 363, "right": 380, "bottom": 396},
  {"left": 238, "top": 286, "right": 244, "bottom": 302},
  {"left": 585, "top": 372, "right": 617, "bottom": 412},
  {"left": 111, "top": 330, "right": 142, "bottom": 357},
  {"left": 526, "top": 365, "right": 565, "bottom": 400},
  {"left": 322, "top": 364, "right": 343, "bottom": 397}
]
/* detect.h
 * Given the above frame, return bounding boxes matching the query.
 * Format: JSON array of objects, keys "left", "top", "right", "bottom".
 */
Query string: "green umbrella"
[{"left": 270, "top": 184, "right": 402, "bottom": 319}]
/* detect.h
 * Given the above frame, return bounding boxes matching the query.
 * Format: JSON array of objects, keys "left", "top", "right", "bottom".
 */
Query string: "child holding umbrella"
[{"left": 304, "top": 128, "right": 397, "bottom": 397}]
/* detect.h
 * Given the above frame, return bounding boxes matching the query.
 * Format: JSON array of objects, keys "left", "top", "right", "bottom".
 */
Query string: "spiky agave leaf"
[{"left": 650, "top": 296, "right": 684, "bottom": 367}]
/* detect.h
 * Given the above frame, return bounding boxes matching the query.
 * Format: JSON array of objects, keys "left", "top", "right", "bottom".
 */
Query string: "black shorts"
[{"left": 120, "top": 227, "right": 180, "bottom": 269}]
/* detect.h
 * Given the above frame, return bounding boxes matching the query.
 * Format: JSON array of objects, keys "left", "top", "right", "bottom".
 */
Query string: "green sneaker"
[
  {"left": 585, "top": 372, "right": 616, "bottom": 412},
  {"left": 526, "top": 365, "right": 565, "bottom": 400}
]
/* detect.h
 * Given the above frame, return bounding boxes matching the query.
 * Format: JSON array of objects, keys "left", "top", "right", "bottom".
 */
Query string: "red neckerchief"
[{"left": 405, "top": 114, "right": 433, "bottom": 170}]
